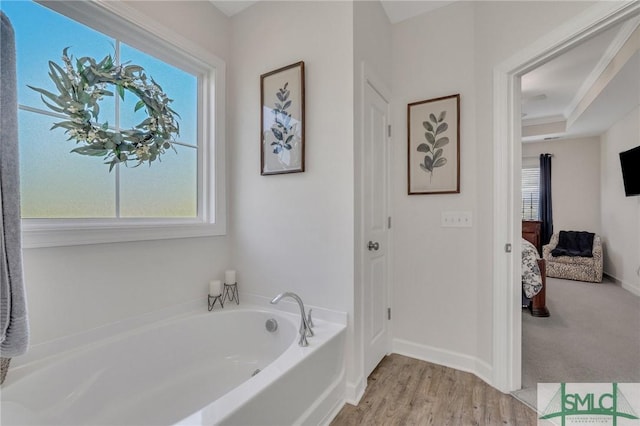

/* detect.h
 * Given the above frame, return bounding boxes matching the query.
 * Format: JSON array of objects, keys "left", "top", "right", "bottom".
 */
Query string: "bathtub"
[{"left": 1, "top": 303, "right": 347, "bottom": 425}]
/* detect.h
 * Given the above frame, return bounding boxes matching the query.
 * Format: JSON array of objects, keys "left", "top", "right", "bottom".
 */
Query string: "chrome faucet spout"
[{"left": 270, "top": 292, "right": 313, "bottom": 346}]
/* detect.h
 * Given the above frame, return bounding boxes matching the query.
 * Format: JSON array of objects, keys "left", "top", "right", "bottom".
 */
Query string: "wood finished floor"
[{"left": 331, "top": 354, "right": 537, "bottom": 426}]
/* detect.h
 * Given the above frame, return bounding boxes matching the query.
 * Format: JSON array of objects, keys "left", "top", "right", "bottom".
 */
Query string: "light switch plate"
[{"left": 441, "top": 211, "right": 472, "bottom": 227}]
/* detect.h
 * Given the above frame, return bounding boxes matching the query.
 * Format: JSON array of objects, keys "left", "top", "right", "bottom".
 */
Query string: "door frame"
[
  {"left": 492, "top": 1, "right": 640, "bottom": 393},
  {"left": 354, "top": 60, "right": 392, "bottom": 400}
]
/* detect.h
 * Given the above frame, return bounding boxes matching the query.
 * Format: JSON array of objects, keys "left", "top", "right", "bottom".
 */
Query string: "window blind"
[{"left": 522, "top": 167, "right": 540, "bottom": 220}]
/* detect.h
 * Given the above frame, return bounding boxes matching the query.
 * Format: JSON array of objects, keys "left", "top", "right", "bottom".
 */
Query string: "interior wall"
[
  {"left": 522, "top": 136, "right": 602, "bottom": 234},
  {"left": 123, "top": 0, "right": 230, "bottom": 60},
  {"left": 390, "top": 1, "right": 479, "bottom": 368},
  {"left": 228, "top": 1, "right": 354, "bottom": 314},
  {"left": 24, "top": 238, "right": 230, "bottom": 344},
  {"left": 22, "top": 1, "right": 232, "bottom": 346},
  {"left": 600, "top": 106, "right": 640, "bottom": 294},
  {"left": 390, "top": 0, "right": 596, "bottom": 377},
  {"left": 354, "top": 1, "right": 392, "bottom": 86}
]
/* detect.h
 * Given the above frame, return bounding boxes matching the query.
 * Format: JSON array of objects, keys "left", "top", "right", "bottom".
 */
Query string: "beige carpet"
[{"left": 513, "top": 275, "right": 640, "bottom": 409}]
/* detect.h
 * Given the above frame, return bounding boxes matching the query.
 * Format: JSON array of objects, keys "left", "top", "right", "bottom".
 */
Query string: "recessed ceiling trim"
[
  {"left": 566, "top": 23, "right": 640, "bottom": 130},
  {"left": 564, "top": 16, "right": 640, "bottom": 124},
  {"left": 522, "top": 120, "right": 567, "bottom": 139},
  {"left": 522, "top": 114, "right": 566, "bottom": 127}
]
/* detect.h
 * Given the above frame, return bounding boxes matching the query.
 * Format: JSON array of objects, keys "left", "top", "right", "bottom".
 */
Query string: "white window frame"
[{"left": 21, "top": 1, "right": 226, "bottom": 248}]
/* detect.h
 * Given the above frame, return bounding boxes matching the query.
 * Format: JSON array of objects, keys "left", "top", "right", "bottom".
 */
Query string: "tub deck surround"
[
  {"left": 1, "top": 300, "right": 347, "bottom": 426},
  {"left": 241, "top": 293, "right": 348, "bottom": 326},
  {"left": 8, "top": 293, "right": 347, "bottom": 370}
]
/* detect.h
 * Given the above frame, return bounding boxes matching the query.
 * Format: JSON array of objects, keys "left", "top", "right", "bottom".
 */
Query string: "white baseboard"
[
  {"left": 474, "top": 357, "right": 493, "bottom": 386},
  {"left": 392, "top": 338, "right": 494, "bottom": 388},
  {"left": 624, "top": 282, "right": 640, "bottom": 297},
  {"left": 345, "top": 377, "right": 366, "bottom": 406},
  {"left": 604, "top": 272, "right": 640, "bottom": 297}
]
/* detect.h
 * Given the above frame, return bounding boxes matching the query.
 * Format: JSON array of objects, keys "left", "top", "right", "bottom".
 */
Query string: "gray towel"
[{"left": 0, "top": 11, "right": 29, "bottom": 361}]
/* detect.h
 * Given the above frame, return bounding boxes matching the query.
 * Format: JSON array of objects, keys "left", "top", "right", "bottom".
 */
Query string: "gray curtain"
[
  {"left": 539, "top": 153, "right": 553, "bottom": 245},
  {"left": 1, "top": 11, "right": 29, "bottom": 383}
]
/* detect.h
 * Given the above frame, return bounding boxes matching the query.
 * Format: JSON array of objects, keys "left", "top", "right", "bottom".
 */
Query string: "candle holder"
[
  {"left": 208, "top": 294, "right": 224, "bottom": 311},
  {"left": 223, "top": 282, "right": 239, "bottom": 305}
]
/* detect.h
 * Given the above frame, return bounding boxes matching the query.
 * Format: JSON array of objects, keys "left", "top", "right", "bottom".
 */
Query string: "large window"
[{"left": 1, "top": 1, "right": 226, "bottom": 246}]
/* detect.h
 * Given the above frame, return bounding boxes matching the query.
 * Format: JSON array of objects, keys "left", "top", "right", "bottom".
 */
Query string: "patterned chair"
[{"left": 543, "top": 232, "right": 603, "bottom": 283}]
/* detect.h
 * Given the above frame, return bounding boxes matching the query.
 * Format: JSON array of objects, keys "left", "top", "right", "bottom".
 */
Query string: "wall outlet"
[{"left": 441, "top": 211, "right": 472, "bottom": 228}]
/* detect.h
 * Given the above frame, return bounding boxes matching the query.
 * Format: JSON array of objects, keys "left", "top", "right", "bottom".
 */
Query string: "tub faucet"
[{"left": 270, "top": 292, "right": 313, "bottom": 347}]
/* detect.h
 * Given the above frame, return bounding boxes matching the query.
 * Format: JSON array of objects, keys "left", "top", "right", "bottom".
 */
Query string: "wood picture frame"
[
  {"left": 407, "top": 94, "right": 460, "bottom": 194},
  {"left": 260, "top": 61, "right": 305, "bottom": 175}
]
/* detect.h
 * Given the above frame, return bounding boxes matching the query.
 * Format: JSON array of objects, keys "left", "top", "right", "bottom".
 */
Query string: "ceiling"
[
  {"left": 209, "top": 1, "right": 640, "bottom": 143},
  {"left": 209, "top": 0, "right": 454, "bottom": 24},
  {"left": 378, "top": 1, "right": 455, "bottom": 24},
  {"left": 210, "top": 1, "right": 257, "bottom": 17},
  {"left": 521, "top": 17, "right": 640, "bottom": 143}
]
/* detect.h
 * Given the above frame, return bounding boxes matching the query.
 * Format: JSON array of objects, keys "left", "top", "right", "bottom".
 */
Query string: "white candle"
[
  {"left": 209, "top": 280, "right": 221, "bottom": 296},
  {"left": 225, "top": 270, "right": 236, "bottom": 284}
]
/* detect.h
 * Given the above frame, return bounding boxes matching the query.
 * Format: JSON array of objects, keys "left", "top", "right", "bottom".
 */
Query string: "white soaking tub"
[{"left": 1, "top": 305, "right": 347, "bottom": 426}]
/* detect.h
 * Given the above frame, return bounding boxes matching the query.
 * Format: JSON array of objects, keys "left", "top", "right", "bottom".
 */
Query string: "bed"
[{"left": 522, "top": 237, "right": 550, "bottom": 317}]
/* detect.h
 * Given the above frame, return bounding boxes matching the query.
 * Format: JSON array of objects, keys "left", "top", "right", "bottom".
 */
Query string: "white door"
[{"left": 363, "top": 80, "right": 390, "bottom": 377}]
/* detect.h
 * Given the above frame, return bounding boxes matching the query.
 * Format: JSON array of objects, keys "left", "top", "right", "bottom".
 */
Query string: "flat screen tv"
[{"left": 620, "top": 145, "right": 640, "bottom": 197}]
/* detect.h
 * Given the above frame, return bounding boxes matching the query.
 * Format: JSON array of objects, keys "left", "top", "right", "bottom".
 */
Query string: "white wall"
[
  {"left": 390, "top": 1, "right": 479, "bottom": 368},
  {"left": 354, "top": 1, "right": 392, "bottom": 86},
  {"left": 228, "top": 1, "right": 354, "bottom": 313},
  {"left": 601, "top": 106, "right": 640, "bottom": 294},
  {"left": 22, "top": 1, "right": 232, "bottom": 346},
  {"left": 124, "top": 1, "right": 230, "bottom": 61},
  {"left": 522, "top": 136, "right": 601, "bottom": 234},
  {"left": 390, "top": 0, "right": 596, "bottom": 377}
]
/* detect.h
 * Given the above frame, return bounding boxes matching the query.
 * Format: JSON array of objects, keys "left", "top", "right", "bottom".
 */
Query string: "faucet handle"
[
  {"left": 307, "top": 308, "right": 314, "bottom": 328},
  {"left": 299, "top": 332, "right": 309, "bottom": 347}
]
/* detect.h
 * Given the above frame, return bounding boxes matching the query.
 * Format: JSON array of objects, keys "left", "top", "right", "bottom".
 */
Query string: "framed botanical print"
[
  {"left": 260, "top": 61, "right": 305, "bottom": 175},
  {"left": 407, "top": 94, "right": 460, "bottom": 194}
]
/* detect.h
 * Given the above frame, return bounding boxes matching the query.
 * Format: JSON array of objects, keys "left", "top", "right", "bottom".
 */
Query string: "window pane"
[
  {"left": 119, "top": 43, "right": 198, "bottom": 146},
  {"left": 3, "top": 1, "right": 115, "bottom": 125},
  {"left": 19, "top": 110, "right": 116, "bottom": 218},
  {"left": 522, "top": 167, "right": 540, "bottom": 221},
  {"left": 119, "top": 145, "right": 197, "bottom": 218},
  {"left": 5, "top": 1, "right": 206, "bottom": 225}
]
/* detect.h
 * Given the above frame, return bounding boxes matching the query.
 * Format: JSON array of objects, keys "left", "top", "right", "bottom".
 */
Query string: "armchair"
[{"left": 543, "top": 232, "right": 603, "bottom": 283}]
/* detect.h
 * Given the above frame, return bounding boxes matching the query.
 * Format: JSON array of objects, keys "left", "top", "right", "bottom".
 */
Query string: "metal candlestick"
[
  {"left": 208, "top": 294, "right": 223, "bottom": 311},
  {"left": 223, "top": 282, "right": 239, "bottom": 305}
]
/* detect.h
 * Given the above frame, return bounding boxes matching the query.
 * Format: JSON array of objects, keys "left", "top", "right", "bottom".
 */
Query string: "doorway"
[
  {"left": 492, "top": 1, "right": 640, "bottom": 393},
  {"left": 360, "top": 65, "right": 392, "bottom": 380}
]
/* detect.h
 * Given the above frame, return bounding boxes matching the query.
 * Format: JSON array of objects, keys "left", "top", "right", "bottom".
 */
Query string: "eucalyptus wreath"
[{"left": 29, "top": 48, "right": 180, "bottom": 171}]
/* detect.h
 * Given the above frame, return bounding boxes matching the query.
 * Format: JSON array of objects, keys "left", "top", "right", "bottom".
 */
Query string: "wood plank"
[{"left": 331, "top": 354, "right": 537, "bottom": 426}]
